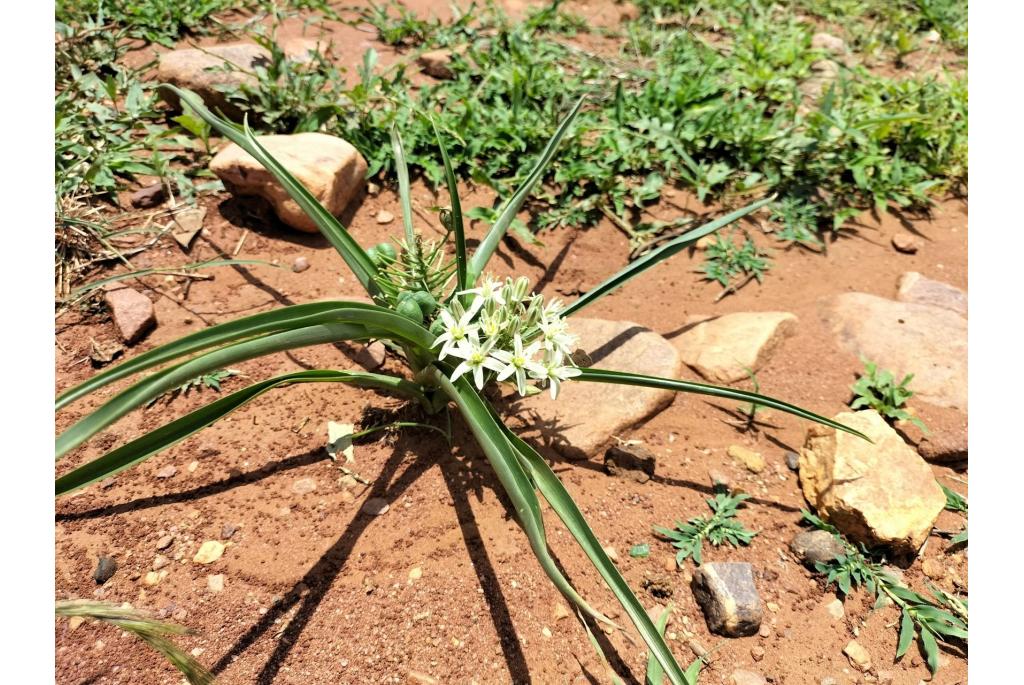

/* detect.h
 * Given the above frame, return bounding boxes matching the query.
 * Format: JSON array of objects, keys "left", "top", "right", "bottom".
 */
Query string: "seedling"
[
  {"left": 654, "top": 493, "right": 758, "bottom": 566},
  {"left": 701, "top": 234, "right": 771, "bottom": 291},
  {"left": 939, "top": 483, "right": 967, "bottom": 547},
  {"left": 55, "top": 87, "right": 868, "bottom": 684},
  {"left": 801, "top": 511, "right": 967, "bottom": 675},
  {"left": 850, "top": 358, "right": 927, "bottom": 431}
]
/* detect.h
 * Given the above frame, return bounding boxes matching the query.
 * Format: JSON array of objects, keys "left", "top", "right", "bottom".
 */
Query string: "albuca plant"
[{"left": 55, "top": 86, "right": 868, "bottom": 683}]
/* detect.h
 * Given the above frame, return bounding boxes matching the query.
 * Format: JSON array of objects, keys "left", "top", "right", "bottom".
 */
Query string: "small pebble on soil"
[
  {"left": 93, "top": 556, "right": 117, "bottom": 584},
  {"left": 292, "top": 256, "right": 310, "bottom": 273}
]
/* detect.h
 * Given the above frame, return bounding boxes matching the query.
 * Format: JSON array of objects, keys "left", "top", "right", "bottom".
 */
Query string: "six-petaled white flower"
[
  {"left": 535, "top": 350, "right": 582, "bottom": 400},
  {"left": 448, "top": 331, "right": 506, "bottom": 390},
  {"left": 491, "top": 334, "right": 545, "bottom": 395},
  {"left": 432, "top": 298, "right": 483, "bottom": 359},
  {"left": 458, "top": 275, "right": 506, "bottom": 307}
]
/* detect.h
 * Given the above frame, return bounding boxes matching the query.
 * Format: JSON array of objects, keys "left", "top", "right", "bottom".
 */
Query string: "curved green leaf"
[
  {"left": 432, "top": 119, "right": 467, "bottom": 291},
  {"left": 563, "top": 196, "right": 774, "bottom": 318},
  {"left": 574, "top": 368, "right": 870, "bottom": 440},
  {"left": 467, "top": 96, "right": 585, "bottom": 285},
  {"left": 163, "top": 85, "right": 380, "bottom": 299},
  {"left": 390, "top": 125, "right": 416, "bottom": 245},
  {"left": 896, "top": 610, "right": 915, "bottom": 658},
  {"left": 56, "top": 370, "right": 424, "bottom": 496}
]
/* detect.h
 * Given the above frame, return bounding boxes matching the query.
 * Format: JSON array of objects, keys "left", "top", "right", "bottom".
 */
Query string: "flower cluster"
[{"left": 432, "top": 276, "right": 581, "bottom": 398}]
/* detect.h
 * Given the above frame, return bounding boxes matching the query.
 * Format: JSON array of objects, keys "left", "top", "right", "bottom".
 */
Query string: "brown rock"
[
  {"left": 691, "top": 562, "right": 762, "bottom": 637},
  {"left": 799, "top": 410, "right": 946, "bottom": 557},
  {"left": 728, "top": 445, "right": 765, "bottom": 473},
  {"left": 130, "top": 183, "right": 166, "bottom": 208},
  {"left": 361, "top": 497, "right": 390, "bottom": 516},
  {"left": 292, "top": 256, "right": 310, "bottom": 273},
  {"left": 171, "top": 206, "right": 206, "bottom": 250},
  {"left": 730, "top": 669, "right": 768, "bottom": 685},
  {"left": 812, "top": 32, "right": 847, "bottom": 54},
  {"left": 157, "top": 44, "right": 271, "bottom": 117},
  {"left": 892, "top": 233, "right": 922, "bottom": 254},
  {"left": 516, "top": 319, "right": 682, "bottom": 460},
  {"left": 843, "top": 640, "right": 872, "bottom": 671},
  {"left": 896, "top": 272, "right": 966, "bottom": 316},
  {"left": 604, "top": 444, "right": 656, "bottom": 483},
  {"left": 418, "top": 49, "right": 455, "bottom": 79},
  {"left": 921, "top": 558, "right": 944, "bottom": 580},
  {"left": 210, "top": 133, "right": 367, "bottom": 233},
  {"left": 674, "top": 312, "right": 797, "bottom": 383},
  {"left": 104, "top": 287, "right": 156, "bottom": 344},
  {"left": 353, "top": 341, "right": 386, "bottom": 370}
]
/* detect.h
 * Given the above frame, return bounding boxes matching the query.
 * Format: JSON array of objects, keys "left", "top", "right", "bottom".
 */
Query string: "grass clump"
[
  {"left": 850, "top": 358, "right": 926, "bottom": 431},
  {"left": 654, "top": 493, "right": 757, "bottom": 566}
]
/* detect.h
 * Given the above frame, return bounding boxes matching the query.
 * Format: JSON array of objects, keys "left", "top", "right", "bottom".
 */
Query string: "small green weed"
[
  {"left": 702, "top": 234, "right": 771, "bottom": 289},
  {"left": 148, "top": 369, "right": 242, "bottom": 406},
  {"left": 802, "top": 511, "right": 967, "bottom": 674},
  {"left": 850, "top": 358, "right": 927, "bottom": 431},
  {"left": 939, "top": 483, "right": 967, "bottom": 547},
  {"left": 654, "top": 493, "right": 757, "bottom": 566}
]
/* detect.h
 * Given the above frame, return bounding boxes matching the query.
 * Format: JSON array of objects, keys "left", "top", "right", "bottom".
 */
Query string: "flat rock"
[
  {"left": 674, "top": 312, "right": 797, "bottom": 383},
  {"left": 897, "top": 272, "right": 967, "bottom": 316},
  {"left": 93, "top": 556, "right": 117, "bottom": 584},
  {"left": 730, "top": 670, "right": 768, "bottom": 685},
  {"left": 799, "top": 410, "right": 946, "bottom": 557},
  {"left": 157, "top": 44, "right": 271, "bottom": 117},
  {"left": 891, "top": 232, "right": 921, "bottom": 253},
  {"left": 790, "top": 529, "right": 845, "bottom": 568},
  {"left": 104, "top": 287, "right": 156, "bottom": 345},
  {"left": 728, "top": 445, "right": 765, "bottom": 473},
  {"left": 193, "top": 540, "right": 226, "bottom": 565},
  {"left": 210, "top": 132, "right": 367, "bottom": 233},
  {"left": 514, "top": 319, "right": 682, "bottom": 460},
  {"left": 691, "top": 562, "right": 762, "bottom": 637},
  {"left": 361, "top": 497, "right": 390, "bottom": 516},
  {"left": 843, "top": 640, "right": 872, "bottom": 671},
  {"left": 604, "top": 444, "right": 656, "bottom": 483},
  {"left": 207, "top": 574, "right": 225, "bottom": 593},
  {"left": 820, "top": 293, "right": 966, "bottom": 409},
  {"left": 291, "top": 477, "right": 317, "bottom": 495},
  {"left": 812, "top": 32, "right": 847, "bottom": 54},
  {"left": 130, "top": 183, "right": 165, "bottom": 208}
]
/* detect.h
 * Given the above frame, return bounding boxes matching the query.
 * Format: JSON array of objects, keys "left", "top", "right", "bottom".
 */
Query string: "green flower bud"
[
  {"left": 396, "top": 298, "right": 423, "bottom": 323},
  {"left": 411, "top": 291, "right": 437, "bottom": 316},
  {"left": 375, "top": 242, "right": 397, "bottom": 261}
]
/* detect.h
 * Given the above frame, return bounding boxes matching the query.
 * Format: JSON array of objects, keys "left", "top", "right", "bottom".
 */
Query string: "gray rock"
[
  {"left": 156, "top": 535, "right": 174, "bottom": 550},
  {"left": 155, "top": 465, "right": 177, "bottom": 479},
  {"left": 515, "top": 319, "right": 682, "bottom": 460},
  {"left": 604, "top": 444, "right": 656, "bottom": 483},
  {"left": 221, "top": 523, "right": 238, "bottom": 539},
  {"left": 93, "top": 556, "right": 117, "bottom": 584},
  {"left": 157, "top": 44, "right": 271, "bottom": 118},
  {"left": 691, "top": 562, "right": 762, "bottom": 637},
  {"left": 361, "top": 497, "right": 390, "bottom": 516},
  {"left": 820, "top": 293, "right": 966, "bottom": 409},
  {"left": 897, "top": 272, "right": 967, "bottom": 317},
  {"left": 785, "top": 450, "right": 800, "bottom": 471},
  {"left": 353, "top": 341, "right": 386, "bottom": 370},
  {"left": 130, "top": 183, "right": 165, "bottom": 208},
  {"left": 104, "top": 286, "right": 156, "bottom": 345},
  {"left": 790, "top": 529, "right": 845, "bottom": 568}
]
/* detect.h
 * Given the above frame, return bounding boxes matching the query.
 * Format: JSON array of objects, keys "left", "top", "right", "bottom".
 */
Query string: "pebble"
[
  {"left": 207, "top": 574, "right": 225, "bottom": 593},
  {"left": 292, "top": 256, "right": 310, "bottom": 273},
  {"left": 408, "top": 567, "right": 423, "bottom": 581},
  {"left": 785, "top": 451, "right": 800, "bottom": 471},
  {"left": 68, "top": 616, "right": 85, "bottom": 632},
  {"left": 921, "top": 558, "right": 944, "bottom": 580},
  {"left": 221, "top": 523, "right": 238, "bottom": 539},
  {"left": 825, "top": 598, "right": 845, "bottom": 620},
  {"left": 155, "top": 465, "right": 177, "bottom": 479},
  {"left": 691, "top": 562, "right": 762, "bottom": 637},
  {"left": 552, "top": 602, "right": 571, "bottom": 621},
  {"left": 541, "top": 626, "right": 552, "bottom": 638},
  {"left": 193, "top": 540, "right": 226, "bottom": 565},
  {"left": 93, "top": 556, "right": 117, "bottom": 584},
  {"left": 758, "top": 624, "right": 771, "bottom": 638},
  {"left": 156, "top": 535, "right": 174, "bottom": 551},
  {"left": 728, "top": 445, "right": 765, "bottom": 473},
  {"left": 790, "top": 530, "right": 845, "bottom": 567},
  {"left": 751, "top": 646, "right": 765, "bottom": 661},
  {"left": 766, "top": 602, "right": 779, "bottom": 613},
  {"left": 362, "top": 498, "right": 390, "bottom": 516},
  {"left": 143, "top": 570, "right": 168, "bottom": 586},
  {"left": 603, "top": 546, "right": 619, "bottom": 562},
  {"left": 892, "top": 232, "right": 921, "bottom": 254},
  {"left": 663, "top": 556, "right": 678, "bottom": 572},
  {"left": 729, "top": 670, "right": 768, "bottom": 685},
  {"left": 129, "top": 183, "right": 166, "bottom": 208},
  {"left": 354, "top": 341, "right": 386, "bottom": 370},
  {"left": 152, "top": 555, "right": 170, "bottom": 571},
  {"left": 291, "top": 477, "right": 317, "bottom": 495},
  {"left": 375, "top": 209, "right": 395, "bottom": 224},
  {"left": 844, "top": 640, "right": 872, "bottom": 671},
  {"left": 188, "top": 461, "right": 199, "bottom": 473}
]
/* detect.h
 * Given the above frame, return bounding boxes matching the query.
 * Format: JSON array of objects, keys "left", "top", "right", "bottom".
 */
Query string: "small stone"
[
  {"left": 130, "top": 183, "right": 166, "bottom": 208},
  {"left": 188, "top": 460, "right": 199, "bottom": 473},
  {"left": 408, "top": 567, "right": 423, "bottom": 581},
  {"left": 207, "top": 574, "right": 225, "bottom": 593},
  {"left": 896, "top": 272, "right": 966, "bottom": 316},
  {"left": 541, "top": 626, "right": 552, "bottom": 638},
  {"left": 407, "top": 670, "right": 439, "bottom": 685},
  {"left": 291, "top": 477, "right": 317, "bottom": 495},
  {"left": 292, "top": 256, "right": 310, "bottom": 273},
  {"left": 193, "top": 540, "right": 226, "bottom": 565},
  {"left": 766, "top": 602, "right": 779, "bottom": 613},
  {"left": 687, "top": 639, "right": 711, "bottom": 661},
  {"left": 825, "top": 598, "right": 845, "bottom": 620},
  {"left": 728, "top": 445, "right": 765, "bottom": 473},
  {"left": 844, "top": 640, "right": 872, "bottom": 671},
  {"left": 418, "top": 49, "right": 455, "bottom": 79},
  {"left": 877, "top": 670, "right": 894, "bottom": 684},
  {"left": 663, "top": 556, "right": 678, "bottom": 572},
  {"left": 361, "top": 498, "right": 390, "bottom": 516},
  {"left": 751, "top": 646, "right": 765, "bottom": 661},
  {"left": 221, "top": 523, "right": 238, "bottom": 539},
  {"left": 68, "top": 616, "right": 85, "bottom": 632},
  {"left": 921, "top": 558, "right": 944, "bottom": 580},
  {"left": 93, "top": 557, "right": 117, "bottom": 584},
  {"left": 354, "top": 341, "right": 386, "bottom": 370},
  {"left": 821, "top": 679, "right": 839, "bottom": 685},
  {"left": 675, "top": 312, "right": 798, "bottom": 383},
  {"left": 155, "top": 465, "right": 177, "bottom": 479},
  {"left": 924, "top": 29, "right": 941, "bottom": 43},
  {"left": 604, "top": 444, "right": 656, "bottom": 483},
  {"left": 695, "top": 235, "right": 715, "bottom": 250},
  {"left": 892, "top": 232, "right": 921, "bottom": 254},
  {"left": 691, "top": 562, "right": 762, "bottom": 637},
  {"left": 603, "top": 546, "right": 619, "bottom": 562},
  {"left": 642, "top": 572, "right": 675, "bottom": 599},
  {"left": 104, "top": 287, "right": 156, "bottom": 345},
  {"left": 156, "top": 535, "right": 174, "bottom": 551},
  {"left": 366, "top": 182, "right": 380, "bottom": 196},
  {"left": 143, "top": 570, "right": 167, "bottom": 586},
  {"left": 152, "top": 555, "right": 170, "bottom": 571},
  {"left": 758, "top": 624, "right": 771, "bottom": 638},
  {"left": 375, "top": 209, "right": 394, "bottom": 224},
  {"left": 171, "top": 206, "right": 206, "bottom": 249},
  {"left": 730, "top": 670, "right": 768, "bottom": 685},
  {"left": 708, "top": 468, "right": 735, "bottom": 494},
  {"left": 99, "top": 478, "right": 116, "bottom": 490},
  {"left": 553, "top": 602, "right": 571, "bottom": 621},
  {"left": 785, "top": 451, "right": 800, "bottom": 471},
  {"left": 790, "top": 530, "right": 845, "bottom": 567},
  {"left": 812, "top": 32, "right": 847, "bottom": 54}
]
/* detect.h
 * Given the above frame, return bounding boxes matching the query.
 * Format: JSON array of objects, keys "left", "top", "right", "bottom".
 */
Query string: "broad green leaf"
[
  {"left": 502, "top": 428, "right": 690, "bottom": 685},
  {"left": 432, "top": 370, "right": 613, "bottom": 627},
  {"left": 574, "top": 368, "right": 870, "bottom": 440},
  {"left": 563, "top": 196, "right": 774, "bottom": 318},
  {"left": 432, "top": 118, "right": 467, "bottom": 291},
  {"left": 920, "top": 627, "right": 939, "bottom": 674},
  {"left": 896, "top": 610, "right": 915, "bottom": 658},
  {"left": 56, "top": 370, "right": 425, "bottom": 496},
  {"left": 163, "top": 85, "right": 380, "bottom": 299},
  {"left": 467, "top": 96, "right": 585, "bottom": 285}
]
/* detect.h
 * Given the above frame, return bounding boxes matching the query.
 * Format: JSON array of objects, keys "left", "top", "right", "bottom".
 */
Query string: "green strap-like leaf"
[
  {"left": 390, "top": 125, "right": 416, "bottom": 245},
  {"left": 563, "top": 196, "right": 774, "bottom": 318},
  {"left": 575, "top": 368, "right": 870, "bottom": 440},
  {"left": 896, "top": 609, "right": 915, "bottom": 658},
  {"left": 502, "top": 427, "right": 689, "bottom": 685},
  {"left": 163, "top": 85, "right": 381, "bottom": 299},
  {"left": 57, "top": 301, "right": 404, "bottom": 411},
  {"left": 56, "top": 370, "right": 424, "bottom": 496},
  {"left": 57, "top": 323, "right": 372, "bottom": 459},
  {"left": 432, "top": 369, "right": 613, "bottom": 627},
  {"left": 645, "top": 602, "right": 673, "bottom": 685},
  {"left": 432, "top": 119, "right": 467, "bottom": 291},
  {"left": 467, "top": 97, "right": 585, "bottom": 285}
]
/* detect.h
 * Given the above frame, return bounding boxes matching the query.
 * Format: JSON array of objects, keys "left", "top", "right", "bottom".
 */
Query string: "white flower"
[
  {"left": 538, "top": 315, "right": 577, "bottom": 355},
  {"left": 490, "top": 334, "right": 545, "bottom": 395},
  {"left": 448, "top": 331, "right": 505, "bottom": 390},
  {"left": 478, "top": 308, "right": 505, "bottom": 340},
  {"left": 432, "top": 298, "right": 483, "bottom": 359},
  {"left": 531, "top": 350, "right": 582, "bottom": 400},
  {"left": 458, "top": 275, "right": 506, "bottom": 307}
]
